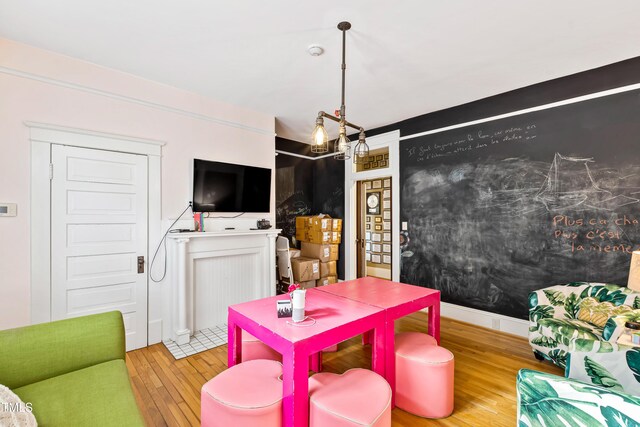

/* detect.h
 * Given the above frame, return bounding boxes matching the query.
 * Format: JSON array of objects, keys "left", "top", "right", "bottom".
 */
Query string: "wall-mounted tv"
[{"left": 192, "top": 159, "right": 271, "bottom": 213}]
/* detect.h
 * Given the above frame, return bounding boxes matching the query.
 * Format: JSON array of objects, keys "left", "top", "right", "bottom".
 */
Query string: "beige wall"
[{"left": 0, "top": 38, "right": 275, "bottom": 330}]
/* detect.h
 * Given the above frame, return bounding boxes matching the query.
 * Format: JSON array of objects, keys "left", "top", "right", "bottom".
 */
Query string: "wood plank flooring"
[{"left": 126, "top": 313, "right": 563, "bottom": 426}]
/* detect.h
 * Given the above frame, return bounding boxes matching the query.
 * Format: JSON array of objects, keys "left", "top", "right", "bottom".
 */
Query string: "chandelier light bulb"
[
  {"left": 311, "top": 116, "right": 329, "bottom": 153},
  {"left": 313, "top": 124, "right": 328, "bottom": 146},
  {"left": 353, "top": 131, "right": 370, "bottom": 164},
  {"left": 338, "top": 133, "right": 350, "bottom": 151}
]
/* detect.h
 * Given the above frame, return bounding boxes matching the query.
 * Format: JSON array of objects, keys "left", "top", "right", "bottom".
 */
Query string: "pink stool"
[
  {"left": 308, "top": 369, "right": 391, "bottom": 427},
  {"left": 241, "top": 331, "right": 281, "bottom": 362},
  {"left": 241, "top": 331, "right": 324, "bottom": 371},
  {"left": 201, "top": 359, "right": 282, "bottom": 427},
  {"left": 395, "top": 332, "right": 454, "bottom": 418}
]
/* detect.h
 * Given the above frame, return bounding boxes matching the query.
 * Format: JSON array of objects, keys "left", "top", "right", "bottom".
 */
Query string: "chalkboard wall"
[
  {"left": 275, "top": 143, "right": 345, "bottom": 279},
  {"left": 275, "top": 153, "right": 313, "bottom": 240},
  {"left": 400, "top": 89, "right": 640, "bottom": 319}
]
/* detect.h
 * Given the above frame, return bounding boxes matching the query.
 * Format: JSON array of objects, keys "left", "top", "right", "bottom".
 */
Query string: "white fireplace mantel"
[{"left": 167, "top": 229, "right": 280, "bottom": 345}]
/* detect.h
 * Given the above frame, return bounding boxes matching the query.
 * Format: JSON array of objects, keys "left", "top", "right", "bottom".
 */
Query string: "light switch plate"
[
  {"left": 401, "top": 221, "right": 408, "bottom": 231},
  {"left": 0, "top": 203, "right": 17, "bottom": 217}
]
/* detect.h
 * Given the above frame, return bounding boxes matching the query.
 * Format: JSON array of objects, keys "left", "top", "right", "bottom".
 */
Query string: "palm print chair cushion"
[
  {"left": 528, "top": 282, "right": 640, "bottom": 394},
  {"left": 517, "top": 369, "right": 640, "bottom": 426}
]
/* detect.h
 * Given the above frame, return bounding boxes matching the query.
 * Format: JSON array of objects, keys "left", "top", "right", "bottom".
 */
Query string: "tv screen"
[{"left": 192, "top": 159, "right": 271, "bottom": 213}]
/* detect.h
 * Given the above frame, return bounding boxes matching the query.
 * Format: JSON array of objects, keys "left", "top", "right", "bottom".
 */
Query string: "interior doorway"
[
  {"left": 356, "top": 177, "right": 392, "bottom": 280},
  {"left": 345, "top": 130, "right": 400, "bottom": 281},
  {"left": 29, "top": 122, "right": 163, "bottom": 351}
]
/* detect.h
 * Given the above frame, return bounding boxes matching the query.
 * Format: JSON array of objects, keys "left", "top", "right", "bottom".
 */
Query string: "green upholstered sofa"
[
  {"left": 517, "top": 369, "right": 640, "bottom": 426},
  {"left": 0, "top": 311, "right": 145, "bottom": 426},
  {"left": 529, "top": 282, "right": 640, "bottom": 394}
]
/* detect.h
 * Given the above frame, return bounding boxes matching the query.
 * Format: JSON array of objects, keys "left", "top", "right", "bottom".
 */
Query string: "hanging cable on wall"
[{"left": 149, "top": 202, "right": 193, "bottom": 283}]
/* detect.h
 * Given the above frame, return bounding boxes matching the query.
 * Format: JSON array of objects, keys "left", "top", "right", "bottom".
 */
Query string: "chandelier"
[{"left": 311, "top": 21, "right": 369, "bottom": 163}]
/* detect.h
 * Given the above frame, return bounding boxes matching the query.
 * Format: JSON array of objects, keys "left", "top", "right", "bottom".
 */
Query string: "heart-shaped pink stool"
[{"left": 308, "top": 368, "right": 391, "bottom": 427}]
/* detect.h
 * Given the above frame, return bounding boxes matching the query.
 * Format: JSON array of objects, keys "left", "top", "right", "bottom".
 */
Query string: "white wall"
[{"left": 0, "top": 38, "right": 275, "bottom": 332}]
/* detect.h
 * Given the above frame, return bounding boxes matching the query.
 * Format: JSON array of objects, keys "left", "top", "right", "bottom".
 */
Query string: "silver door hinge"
[{"left": 49, "top": 163, "right": 53, "bottom": 180}]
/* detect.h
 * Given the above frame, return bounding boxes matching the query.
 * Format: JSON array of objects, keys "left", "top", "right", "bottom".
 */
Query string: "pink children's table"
[
  {"left": 315, "top": 277, "right": 441, "bottom": 406},
  {"left": 228, "top": 288, "right": 386, "bottom": 427}
]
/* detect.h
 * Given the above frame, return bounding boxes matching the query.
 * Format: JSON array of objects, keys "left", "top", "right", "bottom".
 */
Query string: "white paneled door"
[{"left": 51, "top": 145, "right": 148, "bottom": 350}]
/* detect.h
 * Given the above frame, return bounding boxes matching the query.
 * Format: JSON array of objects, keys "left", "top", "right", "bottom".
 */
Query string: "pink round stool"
[
  {"left": 395, "top": 332, "right": 454, "bottom": 418},
  {"left": 201, "top": 359, "right": 282, "bottom": 427},
  {"left": 323, "top": 343, "right": 339, "bottom": 352},
  {"left": 308, "top": 368, "right": 391, "bottom": 427},
  {"left": 241, "top": 331, "right": 281, "bottom": 362}
]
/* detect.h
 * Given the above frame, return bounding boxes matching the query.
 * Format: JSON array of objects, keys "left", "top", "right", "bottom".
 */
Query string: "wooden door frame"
[
  {"left": 355, "top": 181, "right": 366, "bottom": 277},
  {"left": 28, "top": 122, "right": 164, "bottom": 344},
  {"left": 344, "top": 130, "right": 400, "bottom": 281}
]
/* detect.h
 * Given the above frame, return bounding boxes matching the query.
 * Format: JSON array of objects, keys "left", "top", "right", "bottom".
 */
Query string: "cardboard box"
[
  {"left": 330, "top": 231, "right": 342, "bottom": 244},
  {"left": 308, "top": 215, "right": 332, "bottom": 232},
  {"left": 291, "top": 257, "right": 320, "bottom": 282},
  {"left": 288, "top": 248, "right": 301, "bottom": 259},
  {"left": 331, "top": 218, "right": 342, "bottom": 232},
  {"left": 320, "top": 261, "right": 337, "bottom": 278},
  {"left": 316, "top": 277, "right": 330, "bottom": 287},
  {"left": 307, "top": 230, "right": 332, "bottom": 244},
  {"left": 299, "top": 280, "right": 316, "bottom": 290},
  {"left": 329, "top": 244, "right": 339, "bottom": 261},
  {"left": 295, "top": 216, "right": 310, "bottom": 241},
  {"left": 295, "top": 227, "right": 307, "bottom": 242},
  {"left": 296, "top": 215, "right": 332, "bottom": 232},
  {"left": 295, "top": 216, "right": 310, "bottom": 229},
  {"left": 316, "top": 275, "right": 338, "bottom": 287},
  {"left": 301, "top": 242, "right": 337, "bottom": 263}
]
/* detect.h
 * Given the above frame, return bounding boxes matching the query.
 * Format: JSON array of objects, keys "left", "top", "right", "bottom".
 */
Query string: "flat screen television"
[{"left": 192, "top": 159, "right": 271, "bottom": 213}]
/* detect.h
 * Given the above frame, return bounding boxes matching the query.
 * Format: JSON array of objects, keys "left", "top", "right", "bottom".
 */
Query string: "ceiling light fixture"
[{"left": 310, "top": 21, "right": 369, "bottom": 163}]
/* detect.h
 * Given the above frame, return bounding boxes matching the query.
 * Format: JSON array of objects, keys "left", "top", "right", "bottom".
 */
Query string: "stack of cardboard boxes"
[{"left": 290, "top": 215, "right": 341, "bottom": 288}]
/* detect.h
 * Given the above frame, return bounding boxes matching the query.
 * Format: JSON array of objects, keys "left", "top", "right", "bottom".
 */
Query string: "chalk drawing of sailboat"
[{"left": 533, "top": 153, "right": 630, "bottom": 211}]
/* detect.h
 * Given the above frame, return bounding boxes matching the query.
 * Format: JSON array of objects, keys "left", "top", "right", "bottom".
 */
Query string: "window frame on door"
[{"left": 27, "top": 122, "right": 164, "bottom": 335}]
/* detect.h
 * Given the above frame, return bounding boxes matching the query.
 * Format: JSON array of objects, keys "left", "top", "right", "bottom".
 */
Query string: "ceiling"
[{"left": 2, "top": 1, "right": 640, "bottom": 143}]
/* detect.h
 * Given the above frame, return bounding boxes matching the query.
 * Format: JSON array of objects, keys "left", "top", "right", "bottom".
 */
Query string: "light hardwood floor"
[{"left": 125, "top": 313, "right": 563, "bottom": 426}]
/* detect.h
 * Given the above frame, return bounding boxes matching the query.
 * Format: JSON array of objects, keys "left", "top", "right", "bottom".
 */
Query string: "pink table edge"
[
  {"left": 227, "top": 289, "right": 387, "bottom": 427},
  {"left": 315, "top": 277, "right": 441, "bottom": 407}
]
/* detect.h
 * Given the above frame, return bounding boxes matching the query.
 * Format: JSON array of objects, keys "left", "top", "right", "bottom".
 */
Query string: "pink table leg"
[
  {"left": 382, "top": 319, "right": 396, "bottom": 408},
  {"left": 282, "top": 348, "right": 310, "bottom": 427},
  {"left": 227, "top": 321, "right": 242, "bottom": 367},
  {"left": 361, "top": 330, "right": 372, "bottom": 345},
  {"left": 428, "top": 300, "right": 441, "bottom": 344},
  {"left": 310, "top": 352, "right": 322, "bottom": 372}
]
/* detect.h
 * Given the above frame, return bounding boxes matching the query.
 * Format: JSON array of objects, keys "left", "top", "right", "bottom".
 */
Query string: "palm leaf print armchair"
[
  {"left": 528, "top": 282, "right": 640, "bottom": 394},
  {"left": 517, "top": 369, "right": 640, "bottom": 426}
]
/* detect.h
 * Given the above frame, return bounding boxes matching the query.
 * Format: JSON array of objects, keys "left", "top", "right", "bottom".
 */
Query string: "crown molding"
[
  {"left": 399, "top": 82, "right": 640, "bottom": 142},
  {"left": 275, "top": 149, "right": 340, "bottom": 161},
  {"left": 1, "top": 65, "right": 275, "bottom": 136}
]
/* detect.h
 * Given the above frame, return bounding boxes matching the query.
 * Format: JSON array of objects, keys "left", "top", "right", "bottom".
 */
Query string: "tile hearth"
[{"left": 163, "top": 324, "right": 227, "bottom": 359}]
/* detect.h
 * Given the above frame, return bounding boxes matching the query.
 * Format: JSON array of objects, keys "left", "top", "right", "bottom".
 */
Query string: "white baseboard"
[
  {"left": 148, "top": 319, "right": 163, "bottom": 345},
  {"left": 438, "top": 302, "right": 529, "bottom": 338}
]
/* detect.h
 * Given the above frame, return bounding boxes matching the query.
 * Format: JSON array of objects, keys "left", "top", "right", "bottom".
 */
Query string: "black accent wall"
[
  {"left": 275, "top": 56, "right": 640, "bottom": 318},
  {"left": 365, "top": 56, "right": 640, "bottom": 319},
  {"left": 275, "top": 138, "right": 345, "bottom": 279}
]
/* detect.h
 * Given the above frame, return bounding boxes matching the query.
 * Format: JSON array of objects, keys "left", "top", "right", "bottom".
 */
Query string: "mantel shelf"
[{"left": 167, "top": 229, "right": 281, "bottom": 239}]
